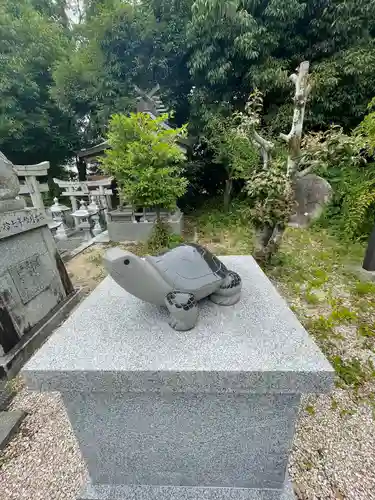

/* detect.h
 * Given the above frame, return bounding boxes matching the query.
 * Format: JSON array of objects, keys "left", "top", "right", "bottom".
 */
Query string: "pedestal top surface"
[{"left": 23, "top": 256, "right": 334, "bottom": 393}]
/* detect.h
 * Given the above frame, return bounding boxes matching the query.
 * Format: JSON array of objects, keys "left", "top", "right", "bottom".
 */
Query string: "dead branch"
[
  {"left": 252, "top": 130, "right": 274, "bottom": 169},
  {"left": 280, "top": 61, "right": 311, "bottom": 178}
]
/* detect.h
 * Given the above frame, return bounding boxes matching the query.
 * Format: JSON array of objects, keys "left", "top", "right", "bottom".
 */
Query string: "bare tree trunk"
[
  {"left": 224, "top": 178, "right": 233, "bottom": 212},
  {"left": 280, "top": 61, "right": 311, "bottom": 178},
  {"left": 252, "top": 130, "right": 274, "bottom": 169},
  {"left": 254, "top": 61, "right": 311, "bottom": 265},
  {"left": 254, "top": 224, "right": 284, "bottom": 264},
  {"left": 156, "top": 206, "right": 161, "bottom": 222}
]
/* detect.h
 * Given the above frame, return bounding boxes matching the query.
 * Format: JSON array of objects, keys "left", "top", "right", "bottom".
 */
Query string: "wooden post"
[{"left": 363, "top": 225, "right": 375, "bottom": 271}]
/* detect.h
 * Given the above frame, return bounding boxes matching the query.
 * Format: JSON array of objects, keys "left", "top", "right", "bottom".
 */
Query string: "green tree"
[
  {"left": 142, "top": 0, "right": 194, "bottom": 125},
  {"left": 52, "top": 0, "right": 375, "bottom": 156},
  {"left": 188, "top": 0, "right": 375, "bottom": 132},
  {"left": 204, "top": 112, "right": 259, "bottom": 211},
  {"left": 54, "top": 1, "right": 151, "bottom": 145},
  {"left": 31, "top": 0, "right": 70, "bottom": 24},
  {"left": 356, "top": 98, "right": 375, "bottom": 153},
  {"left": 53, "top": 0, "right": 192, "bottom": 148},
  {"left": 0, "top": 0, "right": 79, "bottom": 174},
  {"left": 101, "top": 113, "right": 188, "bottom": 216}
]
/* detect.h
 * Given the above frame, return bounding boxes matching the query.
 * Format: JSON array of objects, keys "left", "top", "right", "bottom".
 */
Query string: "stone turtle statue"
[{"left": 103, "top": 243, "right": 242, "bottom": 331}]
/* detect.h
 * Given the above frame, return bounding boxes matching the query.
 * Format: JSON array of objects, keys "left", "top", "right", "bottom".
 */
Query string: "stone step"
[
  {"left": 79, "top": 481, "right": 296, "bottom": 500},
  {"left": 0, "top": 410, "right": 25, "bottom": 451},
  {"left": 0, "top": 379, "right": 14, "bottom": 410}
]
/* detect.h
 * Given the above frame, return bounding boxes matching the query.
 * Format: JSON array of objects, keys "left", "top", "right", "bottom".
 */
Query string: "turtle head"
[
  {"left": 103, "top": 247, "right": 169, "bottom": 305},
  {"left": 104, "top": 247, "right": 145, "bottom": 287}
]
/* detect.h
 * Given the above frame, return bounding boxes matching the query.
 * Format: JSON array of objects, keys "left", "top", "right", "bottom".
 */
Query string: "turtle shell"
[{"left": 146, "top": 243, "right": 228, "bottom": 292}]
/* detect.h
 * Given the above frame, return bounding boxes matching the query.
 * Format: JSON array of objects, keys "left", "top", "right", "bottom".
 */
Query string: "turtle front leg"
[
  {"left": 210, "top": 271, "right": 242, "bottom": 306},
  {"left": 165, "top": 291, "right": 198, "bottom": 331}
]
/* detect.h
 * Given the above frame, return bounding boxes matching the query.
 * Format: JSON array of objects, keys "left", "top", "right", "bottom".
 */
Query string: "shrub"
[
  {"left": 101, "top": 112, "right": 188, "bottom": 214},
  {"left": 244, "top": 158, "right": 294, "bottom": 229},
  {"left": 203, "top": 105, "right": 261, "bottom": 211},
  {"left": 301, "top": 125, "right": 375, "bottom": 240},
  {"left": 146, "top": 219, "right": 184, "bottom": 254}
]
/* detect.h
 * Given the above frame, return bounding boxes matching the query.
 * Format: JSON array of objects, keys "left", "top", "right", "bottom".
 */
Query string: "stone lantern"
[
  {"left": 50, "top": 197, "right": 70, "bottom": 240},
  {"left": 72, "top": 199, "right": 93, "bottom": 241},
  {"left": 87, "top": 196, "right": 103, "bottom": 236}
]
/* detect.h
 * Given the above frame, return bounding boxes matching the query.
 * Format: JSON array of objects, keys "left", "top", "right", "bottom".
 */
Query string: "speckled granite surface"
[
  {"left": 23, "top": 256, "right": 333, "bottom": 395},
  {"left": 23, "top": 256, "right": 333, "bottom": 500}
]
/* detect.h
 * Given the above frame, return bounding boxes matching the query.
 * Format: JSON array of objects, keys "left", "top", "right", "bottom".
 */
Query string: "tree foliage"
[
  {"left": 4, "top": 0, "right": 375, "bottom": 222},
  {"left": 53, "top": 0, "right": 193, "bottom": 146},
  {"left": 100, "top": 113, "right": 188, "bottom": 210},
  {"left": 356, "top": 98, "right": 375, "bottom": 154},
  {"left": 205, "top": 115, "right": 259, "bottom": 179},
  {"left": 302, "top": 125, "right": 375, "bottom": 241},
  {"left": 244, "top": 159, "right": 294, "bottom": 229},
  {"left": 0, "top": 0, "right": 78, "bottom": 172},
  {"left": 188, "top": 0, "right": 375, "bottom": 132},
  {"left": 51, "top": 0, "right": 375, "bottom": 160}
]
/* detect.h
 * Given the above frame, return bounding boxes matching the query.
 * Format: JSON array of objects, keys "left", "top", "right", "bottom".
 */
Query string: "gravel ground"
[
  {"left": 0, "top": 391, "right": 86, "bottom": 500},
  {"left": 1, "top": 231, "right": 375, "bottom": 500},
  {"left": 1, "top": 387, "right": 374, "bottom": 500},
  {"left": 290, "top": 392, "right": 375, "bottom": 500}
]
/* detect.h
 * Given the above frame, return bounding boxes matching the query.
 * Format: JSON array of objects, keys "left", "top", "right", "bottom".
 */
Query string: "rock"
[{"left": 289, "top": 174, "right": 332, "bottom": 228}]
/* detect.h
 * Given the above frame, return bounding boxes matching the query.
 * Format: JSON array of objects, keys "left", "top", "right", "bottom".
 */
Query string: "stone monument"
[
  {"left": 0, "top": 152, "right": 79, "bottom": 376},
  {"left": 289, "top": 174, "right": 332, "bottom": 227},
  {"left": 23, "top": 255, "right": 334, "bottom": 500}
]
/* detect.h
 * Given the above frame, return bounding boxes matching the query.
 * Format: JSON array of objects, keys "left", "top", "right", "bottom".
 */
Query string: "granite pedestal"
[{"left": 23, "top": 256, "right": 334, "bottom": 500}]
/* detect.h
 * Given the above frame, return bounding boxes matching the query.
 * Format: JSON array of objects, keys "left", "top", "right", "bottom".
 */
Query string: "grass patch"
[
  {"left": 305, "top": 316, "right": 335, "bottom": 339},
  {"left": 191, "top": 201, "right": 254, "bottom": 255},
  {"left": 358, "top": 324, "right": 375, "bottom": 338},
  {"left": 352, "top": 281, "right": 375, "bottom": 296},
  {"left": 305, "top": 404, "right": 316, "bottom": 416},
  {"left": 330, "top": 356, "right": 375, "bottom": 390},
  {"left": 330, "top": 306, "right": 357, "bottom": 324},
  {"left": 330, "top": 397, "right": 339, "bottom": 410},
  {"left": 309, "top": 268, "right": 329, "bottom": 288},
  {"left": 85, "top": 250, "right": 103, "bottom": 266},
  {"left": 304, "top": 291, "right": 320, "bottom": 305}
]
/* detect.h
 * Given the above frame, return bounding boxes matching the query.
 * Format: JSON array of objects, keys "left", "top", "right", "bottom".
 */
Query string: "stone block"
[
  {"left": 64, "top": 392, "right": 299, "bottom": 489},
  {"left": 23, "top": 256, "right": 333, "bottom": 500},
  {"left": 0, "top": 227, "right": 66, "bottom": 346},
  {"left": 23, "top": 257, "right": 333, "bottom": 394},
  {"left": 0, "top": 208, "right": 74, "bottom": 371},
  {"left": 79, "top": 480, "right": 296, "bottom": 500},
  {"left": 0, "top": 227, "right": 50, "bottom": 275},
  {"left": 0, "top": 208, "right": 47, "bottom": 239},
  {"left": 0, "top": 410, "right": 25, "bottom": 450},
  {"left": 1, "top": 287, "right": 82, "bottom": 378},
  {"left": 107, "top": 212, "right": 183, "bottom": 242}
]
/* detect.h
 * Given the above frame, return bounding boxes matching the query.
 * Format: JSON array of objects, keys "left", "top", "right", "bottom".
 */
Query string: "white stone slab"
[{"left": 23, "top": 256, "right": 334, "bottom": 394}]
